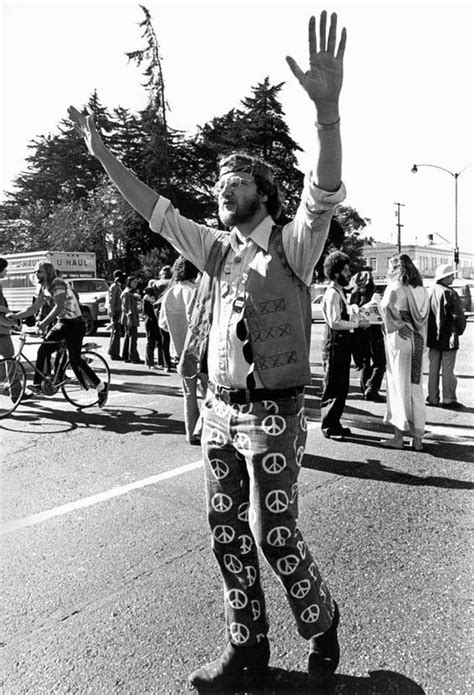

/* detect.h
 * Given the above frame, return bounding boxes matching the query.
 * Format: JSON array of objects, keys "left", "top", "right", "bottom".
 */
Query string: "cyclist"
[
  {"left": 10, "top": 261, "right": 109, "bottom": 407},
  {"left": 0, "top": 257, "right": 26, "bottom": 403}
]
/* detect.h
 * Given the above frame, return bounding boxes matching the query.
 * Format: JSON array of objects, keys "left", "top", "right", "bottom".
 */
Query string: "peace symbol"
[
  {"left": 308, "top": 563, "right": 319, "bottom": 581},
  {"left": 245, "top": 565, "right": 257, "bottom": 586},
  {"left": 227, "top": 589, "right": 248, "bottom": 609},
  {"left": 301, "top": 604, "right": 320, "bottom": 623},
  {"left": 238, "top": 503, "right": 250, "bottom": 522},
  {"left": 233, "top": 432, "right": 252, "bottom": 453},
  {"left": 262, "top": 452, "right": 287, "bottom": 475},
  {"left": 230, "top": 622, "right": 250, "bottom": 645},
  {"left": 295, "top": 445, "right": 305, "bottom": 467},
  {"left": 213, "top": 399, "right": 229, "bottom": 417},
  {"left": 224, "top": 554, "right": 243, "bottom": 574},
  {"left": 209, "top": 458, "right": 230, "bottom": 480},
  {"left": 297, "top": 540, "right": 307, "bottom": 559},
  {"left": 212, "top": 525, "right": 235, "bottom": 544},
  {"left": 239, "top": 534, "right": 254, "bottom": 554},
  {"left": 297, "top": 408, "right": 308, "bottom": 431},
  {"left": 267, "top": 526, "right": 291, "bottom": 547},
  {"left": 290, "top": 579, "right": 311, "bottom": 599},
  {"left": 265, "top": 489, "right": 289, "bottom": 514},
  {"left": 209, "top": 428, "right": 226, "bottom": 446},
  {"left": 211, "top": 493, "right": 233, "bottom": 513},
  {"left": 238, "top": 403, "right": 254, "bottom": 415},
  {"left": 262, "top": 400, "right": 279, "bottom": 414},
  {"left": 290, "top": 483, "right": 298, "bottom": 503},
  {"left": 319, "top": 584, "right": 328, "bottom": 601},
  {"left": 276, "top": 554, "right": 300, "bottom": 575},
  {"left": 262, "top": 415, "right": 286, "bottom": 436},
  {"left": 251, "top": 600, "right": 261, "bottom": 620}
]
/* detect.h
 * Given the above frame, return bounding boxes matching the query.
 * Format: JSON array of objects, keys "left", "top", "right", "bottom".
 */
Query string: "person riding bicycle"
[{"left": 10, "top": 261, "right": 109, "bottom": 407}]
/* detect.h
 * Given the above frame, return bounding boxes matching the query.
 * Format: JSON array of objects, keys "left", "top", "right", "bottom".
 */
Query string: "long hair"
[
  {"left": 217, "top": 152, "right": 284, "bottom": 220},
  {"left": 324, "top": 251, "right": 350, "bottom": 281},
  {"left": 172, "top": 256, "right": 199, "bottom": 283},
  {"left": 35, "top": 261, "right": 57, "bottom": 291},
  {"left": 389, "top": 253, "right": 423, "bottom": 287}
]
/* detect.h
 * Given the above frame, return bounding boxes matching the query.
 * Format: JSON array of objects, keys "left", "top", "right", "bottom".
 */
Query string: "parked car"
[
  {"left": 68, "top": 277, "right": 109, "bottom": 336},
  {"left": 311, "top": 293, "right": 325, "bottom": 322}
]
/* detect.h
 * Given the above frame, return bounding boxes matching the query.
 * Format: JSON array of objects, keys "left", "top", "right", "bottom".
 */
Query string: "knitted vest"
[{"left": 178, "top": 226, "right": 312, "bottom": 388}]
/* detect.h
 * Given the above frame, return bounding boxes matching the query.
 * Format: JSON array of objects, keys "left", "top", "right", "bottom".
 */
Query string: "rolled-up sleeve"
[
  {"left": 283, "top": 173, "right": 346, "bottom": 286},
  {"left": 149, "top": 196, "right": 222, "bottom": 272}
]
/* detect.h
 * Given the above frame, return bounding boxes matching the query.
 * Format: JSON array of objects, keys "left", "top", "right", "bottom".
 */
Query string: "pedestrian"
[
  {"left": 154, "top": 266, "right": 173, "bottom": 372},
  {"left": 11, "top": 261, "right": 108, "bottom": 406},
  {"left": 426, "top": 263, "right": 466, "bottom": 409},
  {"left": 0, "top": 257, "right": 24, "bottom": 403},
  {"left": 350, "top": 266, "right": 386, "bottom": 402},
  {"left": 69, "top": 10, "right": 347, "bottom": 689},
  {"left": 380, "top": 254, "right": 430, "bottom": 451},
  {"left": 320, "top": 252, "right": 368, "bottom": 439},
  {"left": 107, "top": 270, "right": 125, "bottom": 360},
  {"left": 159, "top": 256, "right": 206, "bottom": 443},
  {"left": 142, "top": 280, "right": 161, "bottom": 370},
  {"left": 120, "top": 275, "right": 143, "bottom": 364}
]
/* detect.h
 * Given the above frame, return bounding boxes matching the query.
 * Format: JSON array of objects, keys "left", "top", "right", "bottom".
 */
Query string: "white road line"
[
  {"left": 1, "top": 460, "right": 203, "bottom": 536},
  {"left": 3, "top": 419, "right": 472, "bottom": 536}
]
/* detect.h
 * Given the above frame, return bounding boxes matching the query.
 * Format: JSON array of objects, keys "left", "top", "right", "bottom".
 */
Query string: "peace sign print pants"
[{"left": 202, "top": 392, "right": 336, "bottom": 645}]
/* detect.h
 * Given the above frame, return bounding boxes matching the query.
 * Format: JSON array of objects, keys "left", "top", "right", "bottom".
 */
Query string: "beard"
[
  {"left": 336, "top": 272, "right": 350, "bottom": 287},
  {"left": 219, "top": 196, "right": 261, "bottom": 227}
]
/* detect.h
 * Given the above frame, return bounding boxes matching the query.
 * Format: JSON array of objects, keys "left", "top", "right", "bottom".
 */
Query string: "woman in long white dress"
[{"left": 380, "top": 254, "right": 430, "bottom": 451}]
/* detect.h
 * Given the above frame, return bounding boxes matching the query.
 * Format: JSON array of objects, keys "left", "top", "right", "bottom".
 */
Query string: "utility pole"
[{"left": 394, "top": 202, "right": 405, "bottom": 253}]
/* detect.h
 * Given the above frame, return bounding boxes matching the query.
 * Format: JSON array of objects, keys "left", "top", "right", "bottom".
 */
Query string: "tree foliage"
[{"left": 0, "top": 5, "right": 370, "bottom": 282}]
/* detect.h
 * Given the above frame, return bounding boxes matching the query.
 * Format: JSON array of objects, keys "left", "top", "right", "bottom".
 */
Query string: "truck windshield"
[{"left": 71, "top": 279, "right": 108, "bottom": 292}]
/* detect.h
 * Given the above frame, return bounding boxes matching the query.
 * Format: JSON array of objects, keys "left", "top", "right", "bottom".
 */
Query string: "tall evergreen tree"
[{"left": 190, "top": 78, "right": 304, "bottom": 225}]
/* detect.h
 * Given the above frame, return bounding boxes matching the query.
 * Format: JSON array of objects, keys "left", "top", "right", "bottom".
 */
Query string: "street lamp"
[{"left": 411, "top": 162, "right": 473, "bottom": 272}]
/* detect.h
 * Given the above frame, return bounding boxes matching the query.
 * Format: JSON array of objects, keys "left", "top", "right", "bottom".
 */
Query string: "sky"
[{"left": 1, "top": 0, "right": 473, "bottom": 259}]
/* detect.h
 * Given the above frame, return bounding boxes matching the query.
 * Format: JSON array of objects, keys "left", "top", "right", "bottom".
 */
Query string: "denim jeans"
[{"left": 201, "top": 391, "right": 335, "bottom": 645}]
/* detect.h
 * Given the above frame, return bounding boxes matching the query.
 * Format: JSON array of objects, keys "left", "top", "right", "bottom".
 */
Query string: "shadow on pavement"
[
  {"left": 215, "top": 667, "right": 425, "bottom": 693},
  {"left": 303, "top": 453, "right": 474, "bottom": 489},
  {"left": 0, "top": 403, "right": 186, "bottom": 437}
]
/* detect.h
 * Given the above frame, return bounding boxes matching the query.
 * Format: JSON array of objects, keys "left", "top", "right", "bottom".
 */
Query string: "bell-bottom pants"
[{"left": 201, "top": 391, "right": 335, "bottom": 646}]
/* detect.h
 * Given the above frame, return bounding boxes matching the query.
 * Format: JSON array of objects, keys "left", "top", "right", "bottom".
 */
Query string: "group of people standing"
[
  {"left": 66, "top": 8, "right": 467, "bottom": 690},
  {"left": 107, "top": 257, "right": 206, "bottom": 444},
  {"left": 320, "top": 251, "right": 466, "bottom": 452}
]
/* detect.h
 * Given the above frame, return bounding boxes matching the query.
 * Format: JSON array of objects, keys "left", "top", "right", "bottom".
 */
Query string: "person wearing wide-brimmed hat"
[{"left": 426, "top": 263, "right": 466, "bottom": 409}]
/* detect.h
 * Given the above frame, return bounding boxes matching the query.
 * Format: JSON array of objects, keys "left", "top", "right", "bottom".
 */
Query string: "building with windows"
[{"left": 361, "top": 242, "right": 474, "bottom": 282}]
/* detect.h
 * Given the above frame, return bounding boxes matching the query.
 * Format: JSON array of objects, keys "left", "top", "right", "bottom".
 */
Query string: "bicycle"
[{"left": 0, "top": 328, "right": 111, "bottom": 418}]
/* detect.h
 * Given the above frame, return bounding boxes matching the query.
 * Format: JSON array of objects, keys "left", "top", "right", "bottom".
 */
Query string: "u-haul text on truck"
[{"left": 2, "top": 251, "right": 109, "bottom": 335}]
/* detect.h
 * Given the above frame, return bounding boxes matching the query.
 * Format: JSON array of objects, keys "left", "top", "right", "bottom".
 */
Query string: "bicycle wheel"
[
  {"left": 0, "top": 359, "right": 27, "bottom": 418},
  {"left": 61, "top": 351, "right": 110, "bottom": 408}
]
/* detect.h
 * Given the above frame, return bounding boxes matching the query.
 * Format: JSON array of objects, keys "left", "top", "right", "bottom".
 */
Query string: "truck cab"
[{"left": 68, "top": 277, "right": 109, "bottom": 335}]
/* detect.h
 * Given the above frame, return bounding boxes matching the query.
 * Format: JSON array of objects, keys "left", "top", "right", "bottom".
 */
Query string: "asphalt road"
[{"left": 1, "top": 323, "right": 473, "bottom": 694}]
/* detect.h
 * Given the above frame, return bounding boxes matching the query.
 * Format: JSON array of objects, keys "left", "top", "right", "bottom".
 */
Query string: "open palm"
[
  {"left": 67, "top": 105, "right": 102, "bottom": 157},
  {"left": 287, "top": 11, "right": 346, "bottom": 109}
]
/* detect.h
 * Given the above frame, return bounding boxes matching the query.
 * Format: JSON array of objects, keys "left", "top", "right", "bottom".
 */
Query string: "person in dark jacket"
[
  {"left": 426, "top": 264, "right": 466, "bottom": 409},
  {"left": 142, "top": 280, "right": 160, "bottom": 369},
  {"left": 320, "top": 252, "right": 369, "bottom": 438},
  {"left": 350, "top": 267, "right": 386, "bottom": 402},
  {"left": 108, "top": 270, "right": 125, "bottom": 360},
  {"left": 121, "top": 276, "right": 143, "bottom": 364}
]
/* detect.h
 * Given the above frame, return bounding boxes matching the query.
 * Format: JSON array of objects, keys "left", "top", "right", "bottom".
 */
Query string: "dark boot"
[
  {"left": 308, "top": 602, "right": 340, "bottom": 687},
  {"left": 188, "top": 637, "right": 270, "bottom": 692}
]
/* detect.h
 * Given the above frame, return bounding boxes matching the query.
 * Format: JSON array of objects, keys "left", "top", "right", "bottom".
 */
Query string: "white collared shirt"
[{"left": 149, "top": 173, "right": 346, "bottom": 387}]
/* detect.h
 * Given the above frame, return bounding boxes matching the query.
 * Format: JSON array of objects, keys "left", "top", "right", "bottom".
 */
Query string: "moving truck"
[{"left": 2, "top": 251, "right": 109, "bottom": 335}]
